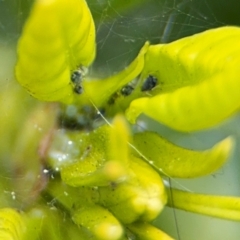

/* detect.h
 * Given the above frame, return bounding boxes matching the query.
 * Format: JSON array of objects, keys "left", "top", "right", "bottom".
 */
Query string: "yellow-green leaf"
[
  {"left": 15, "top": 0, "right": 95, "bottom": 104},
  {"left": 133, "top": 132, "right": 234, "bottom": 178},
  {"left": 0, "top": 208, "right": 25, "bottom": 240},
  {"left": 72, "top": 204, "right": 123, "bottom": 240},
  {"left": 126, "top": 27, "right": 240, "bottom": 131},
  {"left": 76, "top": 42, "right": 149, "bottom": 108},
  {"left": 60, "top": 116, "right": 131, "bottom": 187},
  {"left": 98, "top": 156, "right": 167, "bottom": 224},
  {"left": 23, "top": 206, "right": 89, "bottom": 240}
]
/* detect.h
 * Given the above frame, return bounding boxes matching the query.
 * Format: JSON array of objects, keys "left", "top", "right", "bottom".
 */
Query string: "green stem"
[{"left": 167, "top": 187, "right": 240, "bottom": 221}]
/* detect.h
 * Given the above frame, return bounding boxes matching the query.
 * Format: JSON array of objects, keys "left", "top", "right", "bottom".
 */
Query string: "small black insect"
[
  {"left": 73, "top": 85, "right": 83, "bottom": 94},
  {"left": 71, "top": 70, "right": 82, "bottom": 85},
  {"left": 121, "top": 85, "right": 134, "bottom": 96},
  {"left": 141, "top": 75, "right": 157, "bottom": 91},
  {"left": 71, "top": 69, "right": 84, "bottom": 94},
  {"left": 108, "top": 92, "right": 119, "bottom": 104}
]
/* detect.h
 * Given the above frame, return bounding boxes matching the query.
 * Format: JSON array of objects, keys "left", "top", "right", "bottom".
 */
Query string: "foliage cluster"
[{"left": 1, "top": 0, "right": 240, "bottom": 239}]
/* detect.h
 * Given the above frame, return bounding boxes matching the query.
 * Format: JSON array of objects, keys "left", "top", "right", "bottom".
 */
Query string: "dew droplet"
[
  {"left": 11, "top": 191, "right": 16, "bottom": 200},
  {"left": 43, "top": 169, "right": 49, "bottom": 174}
]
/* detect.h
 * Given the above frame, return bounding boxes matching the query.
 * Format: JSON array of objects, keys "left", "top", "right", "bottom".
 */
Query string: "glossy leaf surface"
[
  {"left": 15, "top": 0, "right": 95, "bottom": 104},
  {"left": 72, "top": 204, "right": 123, "bottom": 240},
  {"left": 126, "top": 27, "right": 240, "bottom": 131},
  {"left": 133, "top": 132, "right": 234, "bottom": 178},
  {"left": 0, "top": 208, "right": 25, "bottom": 240}
]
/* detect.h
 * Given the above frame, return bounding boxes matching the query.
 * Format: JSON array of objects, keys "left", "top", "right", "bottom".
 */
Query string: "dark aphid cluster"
[
  {"left": 71, "top": 70, "right": 82, "bottom": 84},
  {"left": 71, "top": 69, "right": 83, "bottom": 94},
  {"left": 108, "top": 84, "right": 135, "bottom": 105},
  {"left": 121, "top": 85, "right": 134, "bottom": 96},
  {"left": 141, "top": 75, "right": 157, "bottom": 91}
]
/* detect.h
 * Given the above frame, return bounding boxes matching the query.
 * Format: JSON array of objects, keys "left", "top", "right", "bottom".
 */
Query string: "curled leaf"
[
  {"left": 108, "top": 115, "right": 131, "bottom": 167},
  {"left": 15, "top": 0, "right": 96, "bottom": 104},
  {"left": 98, "top": 156, "right": 167, "bottom": 224},
  {"left": 0, "top": 208, "right": 25, "bottom": 240},
  {"left": 126, "top": 27, "right": 240, "bottom": 131},
  {"left": 60, "top": 116, "right": 130, "bottom": 187},
  {"left": 72, "top": 204, "right": 123, "bottom": 240},
  {"left": 23, "top": 206, "right": 88, "bottom": 240},
  {"left": 133, "top": 132, "right": 234, "bottom": 178}
]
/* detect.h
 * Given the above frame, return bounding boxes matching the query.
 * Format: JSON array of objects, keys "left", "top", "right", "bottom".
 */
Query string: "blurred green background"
[{"left": 1, "top": 0, "right": 240, "bottom": 239}]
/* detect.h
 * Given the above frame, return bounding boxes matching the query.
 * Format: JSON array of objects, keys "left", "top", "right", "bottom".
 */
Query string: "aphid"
[
  {"left": 71, "top": 68, "right": 83, "bottom": 94},
  {"left": 108, "top": 92, "right": 119, "bottom": 105},
  {"left": 73, "top": 85, "right": 83, "bottom": 94},
  {"left": 71, "top": 70, "right": 82, "bottom": 85},
  {"left": 141, "top": 75, "right": 157, "bottom": 91},
  {"left": 121, "top": 85, "right": 134, "bottom": 96}
]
